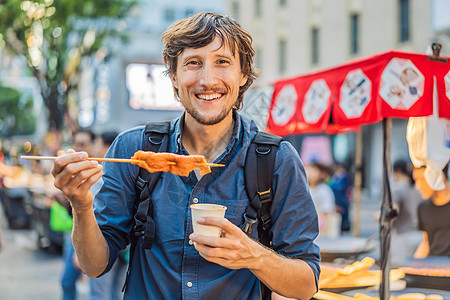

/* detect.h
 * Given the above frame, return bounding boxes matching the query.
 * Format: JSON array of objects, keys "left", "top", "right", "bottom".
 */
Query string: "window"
[
  {"left": 255, "top": 0, "right": 262, "bottom": 17},
  {"left": 350, "top": 14, "right": 359, "bottom": 54},
  {"left": 279, "top": 39, "right": 287, "bottom": 74},
  {"left": 164, "top": 8, "right": 175, "bottom": 22},
  {"left": 311, "top": 28, "right": 319, "bottom": 64},
  {"left": 232, "top": 1, "right": 239, "bottom": 20},
  {"left": 399, "top": 0, "right": 410, "bottom": 42},
  {"left": 126, "top": 64, "right": 183, "bottom": 110}
]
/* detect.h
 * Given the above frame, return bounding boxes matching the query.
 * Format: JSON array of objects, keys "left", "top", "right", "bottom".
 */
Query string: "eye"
[
  {"left": 217, "top": 59, "right": 230, "bottom": 65},
  {"left": 185, "top": 60, "right": 200, "bottom": 66}
]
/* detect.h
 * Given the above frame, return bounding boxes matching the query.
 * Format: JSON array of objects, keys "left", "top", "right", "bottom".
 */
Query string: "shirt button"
[
  {"left": 193, "top": 198, "right": 199, "bottom": 203},
  {"left": 187, "top": 281, "right": 193, "bottom": 288},
  {"left": 189, "top": 239, "right": 193, "bottom": 245}
]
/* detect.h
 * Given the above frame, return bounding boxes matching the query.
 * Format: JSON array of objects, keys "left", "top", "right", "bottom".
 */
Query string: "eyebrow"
[{"left": 182, "top": 52, "right": 234, "bottom": 63}]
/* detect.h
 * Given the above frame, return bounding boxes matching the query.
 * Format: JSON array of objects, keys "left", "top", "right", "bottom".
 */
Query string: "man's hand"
[
  {"left": 189, "top": 217, "right": 267, "bottom": 271},
  {"left": 51, "top": 149, "right": 103, "bottom": 214}
]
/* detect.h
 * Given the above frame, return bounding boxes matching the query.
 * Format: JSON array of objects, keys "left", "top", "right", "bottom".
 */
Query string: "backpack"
[{"left": 124, "top": 121, "right": 283, "bottom": 299}]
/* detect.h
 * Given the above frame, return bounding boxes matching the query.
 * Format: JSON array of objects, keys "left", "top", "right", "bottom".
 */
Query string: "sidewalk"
[{"left": 0, "top": 226, "right": 63, "bottom": 299}]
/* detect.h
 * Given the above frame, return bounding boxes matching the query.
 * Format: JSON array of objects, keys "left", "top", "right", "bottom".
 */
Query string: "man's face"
[
  {"left": 72, "top": 132, "right": 94, "bottom": 156},
  {"left": 412, "top": 167, "right": 434, "bottom": 199},
  {"left": 170, "top": 36, "right": 248, "bottom": 126}
]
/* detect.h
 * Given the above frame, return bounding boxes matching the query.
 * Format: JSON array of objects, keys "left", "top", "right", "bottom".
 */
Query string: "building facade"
[
  {"left": 228, "top": 0, "right": 447, "bottom": 84},
  {"left": 227, "top": 0, "right": 450, "bottom": 199}
]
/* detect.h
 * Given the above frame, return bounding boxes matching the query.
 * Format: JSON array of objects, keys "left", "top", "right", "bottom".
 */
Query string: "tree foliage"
[
  {"left": 0, "top": 84, "right": 36, "bottom": 136},
  {"left": 0, "top": 0, "right": 136, "bottom": 130}
]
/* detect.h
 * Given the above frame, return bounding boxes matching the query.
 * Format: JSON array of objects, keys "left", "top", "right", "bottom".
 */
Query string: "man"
[
  {"left": 52, "top": 12, "right": 320, "bottom": 299},
  {"left": 59, "top": 129, "right": 96, "bottom": 300},
  {"left": 413, "top": 165, "right": 450, "bottom": 258}
]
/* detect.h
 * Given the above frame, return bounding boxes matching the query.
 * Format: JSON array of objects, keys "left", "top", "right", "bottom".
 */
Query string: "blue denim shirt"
[{"left": 94, "top": 112, "right": 320, "bottom": 299}]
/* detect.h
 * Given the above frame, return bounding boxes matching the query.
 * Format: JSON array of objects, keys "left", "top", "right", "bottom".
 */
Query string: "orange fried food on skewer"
[
  {"left": 131, "top": 150, "right": 171, "bottom": 173},
  {"left": 130, "top": 150, "right": 212, "bottom": 177},
  {"left": 171, "top": 154, "right": 211, "bottom": 177}
]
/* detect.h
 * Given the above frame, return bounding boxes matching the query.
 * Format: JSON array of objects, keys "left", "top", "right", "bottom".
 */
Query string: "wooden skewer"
[
  {"left": 20, "top": 156, "right": 141, "bottom": 163},
  {"left": 20, "top": 156, "right": 224, "bottom": 168}
]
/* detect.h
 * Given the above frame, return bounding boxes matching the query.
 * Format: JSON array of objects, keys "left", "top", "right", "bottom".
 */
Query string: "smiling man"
[{"left": 52, "top": 12, "right": 320, "bottom": 300}]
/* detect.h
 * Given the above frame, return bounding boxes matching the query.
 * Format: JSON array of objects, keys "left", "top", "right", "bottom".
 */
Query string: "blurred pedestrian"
[
  {"left": 306, "top": 162, "right": 340, "bottom": 237},
  {"left": 60, "top": 129, "right": 96, "bottom": 300},
  {"left": 390, "top": 159, "right": 423, "bottom": 265},
  {"left": 327, "top": 163, "right": 351, "bottom": 233},
  {"left": 88, "top": 131, "right": 128, "bottom": 300},
  {"left": 413, "top": 164, "right": 450, "bottom": 258}
]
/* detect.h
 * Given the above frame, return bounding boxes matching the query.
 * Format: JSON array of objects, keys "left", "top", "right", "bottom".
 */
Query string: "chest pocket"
[
  {"left": 203, "top": 196, "right": 259, "bottom": 240},
  {"left": 151, "top": 181, "right": 187, "bottom": 244}
]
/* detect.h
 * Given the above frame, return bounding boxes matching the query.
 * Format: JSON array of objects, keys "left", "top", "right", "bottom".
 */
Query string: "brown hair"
[{"left": 162, "top": 12, "right": 258, "bottom": 110}]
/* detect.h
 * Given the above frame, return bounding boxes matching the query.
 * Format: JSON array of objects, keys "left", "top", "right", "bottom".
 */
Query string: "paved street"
[
  {"left": 0, "top": 207, "right": 90, "bottom": 300},
  {"left": 0, "top": 225, "right": 63, "bottom": 299},
  {"left": 0, "top": 192, "right": 381, "bottom": 300}
]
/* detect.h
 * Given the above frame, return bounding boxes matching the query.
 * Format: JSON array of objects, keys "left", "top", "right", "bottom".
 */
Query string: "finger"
[
  {"left": 194, "top": 244, "right": 241, "bottom": 269},
  {"left": 69, "top": 170, "right": 103, "bottom": 201},
  {"left": 54, "top": 160, "right": 100, "bottom": 190},
  {"left": 59, "top": 164, "right": 103, "bottom": 194},
  {"left": 52, "top": 151, "right": 89, "bottom": 176},
  {"left": 197, "top": 217, "right": 241, "bottom": 235},
  {"left": 190, "top": 233, "right": 239, "bottom": 250}
]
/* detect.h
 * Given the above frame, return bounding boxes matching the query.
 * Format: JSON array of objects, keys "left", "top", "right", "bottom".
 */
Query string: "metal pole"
[
  {"left": 353, "top": 129, "right": 363, "bottom": 237},
  {"left": 379, "top": 118, "right": 397, "bottom": 300}
]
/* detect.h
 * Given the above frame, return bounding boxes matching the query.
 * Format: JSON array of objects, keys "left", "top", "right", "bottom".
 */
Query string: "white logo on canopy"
[
  {"left": 303, "top": 79, "right": 331, "bottom": 124},
  {"left": 271, "top": 84, "right": 298, "bottom": 126},
  {"left": 445, "top": 70, "right": 450, "bottom": 101},
  {"left": 340, "top": 69, "right": 372, "bottom": 118},
  {"left": 380, "top": 58, "right": 425, "bottom": 110}
]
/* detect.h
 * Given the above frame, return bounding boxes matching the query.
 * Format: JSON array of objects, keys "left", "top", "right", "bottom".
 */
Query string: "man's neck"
[{"left": 181, "top": 112, "right": 235, "bottom": 163}]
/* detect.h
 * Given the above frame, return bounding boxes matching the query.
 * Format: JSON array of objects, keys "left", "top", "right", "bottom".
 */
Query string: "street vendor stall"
[
  {"left": 1, "top": 165, "right": 64, "bottom": 250},
  {"left": 245, "top": 43, "right": 450, "bottom": 299}
]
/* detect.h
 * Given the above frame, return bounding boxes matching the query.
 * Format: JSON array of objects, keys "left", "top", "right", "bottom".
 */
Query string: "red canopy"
[{"left": 266, "top": 50, "right": 450, "bottom": 135}]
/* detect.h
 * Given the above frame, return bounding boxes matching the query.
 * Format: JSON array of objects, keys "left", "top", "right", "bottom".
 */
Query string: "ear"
[
  {"left": 240, "top": 74, "right": 248, "bottom": 87},
  {"left": 170, "top": 72, "right": 178, "bottom": 89}
]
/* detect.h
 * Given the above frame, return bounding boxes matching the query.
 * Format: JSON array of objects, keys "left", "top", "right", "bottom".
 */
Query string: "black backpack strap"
[
  {"left": 242, "top": 131, "right": 283, "bottom": 242},
  {"left": 242, "top": 131, "right": 283, "bottom": 300},
  {"left": 123, "top": 121, "right": 170, "bottom": 292},
  {"left": 133, "top": 121, "right": 170, "bottom": 249}
]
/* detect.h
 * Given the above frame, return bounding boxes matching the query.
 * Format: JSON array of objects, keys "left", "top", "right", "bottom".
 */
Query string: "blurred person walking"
[
  {"left": 390, "top": 159, "right": 423, "bottom": 265},
  {"left": 306, "top": 162, "right": 340, "bottom": 237},
  {"left": 327, "top": 163, "right": 351, "bottom": 233},
  {"left": 60, "top": 129, "right": 96, "bottom": 300},
  {"left": 413, "top": 164, "right": 450, "bottom": 258},
  {"left": 88, "top": 131, "right": 128, "bottom": 300}
]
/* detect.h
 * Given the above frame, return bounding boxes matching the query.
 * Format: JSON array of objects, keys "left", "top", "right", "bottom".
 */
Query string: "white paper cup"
[{"left": 190, "top": 203, "right": 227, "bottom": 237}]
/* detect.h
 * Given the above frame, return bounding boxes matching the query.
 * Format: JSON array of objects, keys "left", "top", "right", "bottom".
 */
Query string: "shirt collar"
[{"left": 172, "top": 110, "right": 241, "bottom": 156}]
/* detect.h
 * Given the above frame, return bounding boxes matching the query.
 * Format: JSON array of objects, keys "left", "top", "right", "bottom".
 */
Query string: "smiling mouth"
[{"left": 195, "top": 93, "right": 223, "bottom": 101}]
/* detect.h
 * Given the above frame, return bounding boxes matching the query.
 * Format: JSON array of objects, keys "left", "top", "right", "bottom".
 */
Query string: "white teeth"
[{"left": 197, "top": 94, "right": 221, "bottom": 100}]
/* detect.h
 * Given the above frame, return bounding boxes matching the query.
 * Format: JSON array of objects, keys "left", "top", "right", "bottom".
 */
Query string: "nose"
[{"left": 199, "top": 62, "right": 219, "bottom": 87}]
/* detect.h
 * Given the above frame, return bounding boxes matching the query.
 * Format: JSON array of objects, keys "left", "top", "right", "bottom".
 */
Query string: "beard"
[{"left": 184, "top": 101, "right": 234, "bottom": 126}]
